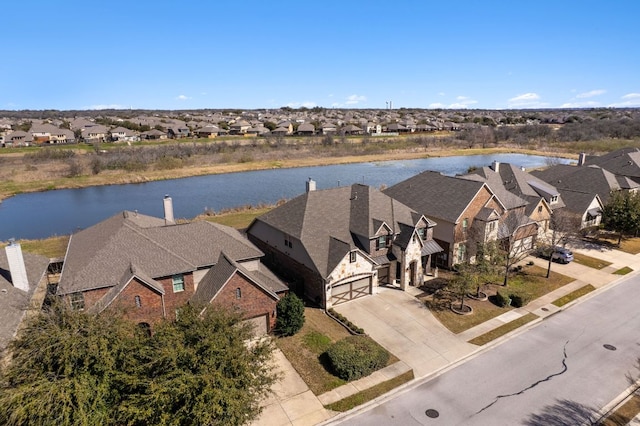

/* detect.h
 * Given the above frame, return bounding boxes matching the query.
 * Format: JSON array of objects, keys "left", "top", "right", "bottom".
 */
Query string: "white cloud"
[
  {"left": 286, "top": 101, "right": 317, "bottom": 108},
  {"left": 509, "top": 93, "right": 540, "bottom": 103},
  {"left": 345, "top": 94, "right": 367, "bottom": 105},
  {"left": 427, "top": 96, "right": 477, "bottom": 109},
  {"left": 176, "top": 95, "right": 191, "bottom": 101},
  {"left": 560, "top": 101, "right": 600, "bottom": 108},
  {"left": 576, "top": 89, "right": 606, "bottom": 98},
  {"left": 86, "top": 104, "right": 124, "bottom": 110},
  {"left": 438, "top": 92, "right": 445, "bottom": 96},
  {"left": 608, "top": 93, "right": 640, "bottom": 107},
  {"left": 622, "top": 93, "right": 640, "bottom": 99},
  {"left": 507, "top": 93, "right": 547, "bottom": 108}
]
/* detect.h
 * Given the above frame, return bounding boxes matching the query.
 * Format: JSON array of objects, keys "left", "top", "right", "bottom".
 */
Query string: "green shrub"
[
  {"left": 276, "top": 293, "right": 305, "bottom": 336},
  {"left": 509, "top": 292, "right": 531, "bottom": 308},
  {"left": 495, "top": 291, "right": 511, "bottom": 308},
  {"left": 325, "top": 336, "right": 390, "bottom": 381}
]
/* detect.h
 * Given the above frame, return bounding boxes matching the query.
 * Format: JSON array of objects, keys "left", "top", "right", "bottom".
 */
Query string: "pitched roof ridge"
[{"left": 133, "top": 222, "right": 198, "bottom": 271}]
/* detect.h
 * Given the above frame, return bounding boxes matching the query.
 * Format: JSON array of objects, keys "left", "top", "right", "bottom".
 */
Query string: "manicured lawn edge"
[
  {"left": 324, "top": 370, "right": 415, "bottom": 412},
  {"left": 614, "top": 266, "right": 633, "bottom": 275},
  {"left": 573, "top": 253, "right": 612, "bottom": 270},
  {"left": 552, "top": 284, "right": 596, "bottom": 307},
  {"left": 600, "top": 393, "right": 640, "bottom": 426},
  {"left": 468, "top": 313, "right": 539, "bottom": 346}
]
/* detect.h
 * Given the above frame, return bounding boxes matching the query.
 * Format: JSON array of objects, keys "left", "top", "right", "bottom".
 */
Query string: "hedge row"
[{"left": 327, "top": 308, "right": 365, "bottom": 334}]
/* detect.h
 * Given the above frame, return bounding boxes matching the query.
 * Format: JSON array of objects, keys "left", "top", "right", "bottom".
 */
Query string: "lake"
[{"left": 0, "top": 153, "right": 572, "bottom": 241}]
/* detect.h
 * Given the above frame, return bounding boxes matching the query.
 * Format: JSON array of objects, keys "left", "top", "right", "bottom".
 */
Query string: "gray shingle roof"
[
  {"left": 532, "top": 164, "right": 640, "bottom": 205},
  {"left": 585, "top": 147, "right": 640, "bottom": 180},
  {"left": 384, "top": 171, "right": 492, "bottom": 223},
  {"left": 464, "top": 163, "right": 564, "bottom": 210},
  {"left": 191, "top": 252, "right": 281, "bottom": 307},
  {"left": 252, "top": 184, "right": 422, "bottom": 277},
  {"left": 58, "top": 212, "right": 263, "bottom": 295}
]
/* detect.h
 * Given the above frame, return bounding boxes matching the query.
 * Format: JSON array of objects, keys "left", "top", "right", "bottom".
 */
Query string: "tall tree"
[
  {"left": 0, "top": 303, "right": 277, "bottom": 426},
  {"left": 602, "top": 190, "right": 640, "bottom": 245},
  {"left": 539, "top": 209, "right": 581, "bottom": 278},
  {"left": 498, "top": 210, "right": 538, "bottom": 286}
]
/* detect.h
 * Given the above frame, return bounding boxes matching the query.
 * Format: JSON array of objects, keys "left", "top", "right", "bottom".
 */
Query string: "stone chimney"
[
  {"left": 163, "top": 195, "right": 175, "bottom": 225},
  {"left": 306, "top": 177, "right": 316, "bottom": 192},
  {"left": 5, "top": 240, "right": 29, "bottom": 292},
  {"left": 491, "top": 161, "right": 500, "bottom": 172},
  {"left": 578, "top": 152, "right": 586, "bottom": 166}
]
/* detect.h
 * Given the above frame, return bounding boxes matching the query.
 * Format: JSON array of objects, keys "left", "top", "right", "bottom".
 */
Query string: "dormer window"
[
  {"left": 350, "top": 251, "right": 357, "bottom": 263},
  {"left": 376, "top": 235, "right": 391, "bottom": 249},
  {"left": 284, "top": 234, "right": 293, "bottom": 248},
  {"left": 417, "top": 227, "right": 425, "bottom": 239},
  {"left": 550, "top": 195, "right": 558, "bottom": 204}
]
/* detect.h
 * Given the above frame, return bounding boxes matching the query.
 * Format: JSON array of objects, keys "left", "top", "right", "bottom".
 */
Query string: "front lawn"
[
  {"left": 421, "top": 265, "right": 573, "bottom": 334},
  {"left": 275, "top": 308, "right": 350, "bottom": 395},
  {"left": 573, "top": 252, "right": 612, "bottom": 270},
  {"left": 584, "top": 233, "right": 640, "bottom": 255},
  {"left": 275, "top": 307, "right": 398, "bottom": 396}
]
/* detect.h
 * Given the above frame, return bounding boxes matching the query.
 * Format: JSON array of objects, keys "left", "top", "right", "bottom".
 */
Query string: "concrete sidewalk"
[{"left": 256, "top": 244, "right": 640, "bottom": 426}]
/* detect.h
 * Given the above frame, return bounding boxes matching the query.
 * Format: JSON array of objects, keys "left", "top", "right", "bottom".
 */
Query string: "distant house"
[
  {"left": 167, "top": 125, "right": 190, "bottom": 139},
  {"left": 109, "top": 126, "right": 140, "bottom": 142},
  {"left": 297, "top": 123, "right": 315, "bottom": 136},
  {"left": 81, "top": 124, "right": 109, "bottom": 143},
  {"left": 320, "top": 123, "right": 337, "bottom": 135},
  {"left": 140, "top": 129, "right": 168, "bottom": 140},
  {"left": 229, "top": 120, "right": 251, "bottom": 135},
  {"left": 57, "top": 199, "right": 287, "bottom": 334},
  {"left": 1, "top": 242, "right": 50, "bottom": 354},
  {"left": 195, "top": 125, "right": 222, "bottom": 138},
  {"left": 5, "top": 131, "right": 33, "bottom": 146},
  {"left": 247, "top": 182, "right": 441, "bottom": 307},
  {"left": 341, "top": 124, "right": 363, "bottom": 135}
]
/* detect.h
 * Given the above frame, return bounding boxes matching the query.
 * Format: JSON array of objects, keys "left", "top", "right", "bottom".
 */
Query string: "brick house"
[
  {"left": 247, "top": 181, "right": 441, "bottom": 308},
  {"left": 384, "top": 171, "right": 507, "bottom": 268},
  {"left": 57, "top": 200, "right": 287, "bottom": 333}
]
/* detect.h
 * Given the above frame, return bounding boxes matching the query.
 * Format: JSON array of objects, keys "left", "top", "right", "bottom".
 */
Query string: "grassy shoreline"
[{"left": 0, "top": 146, "right": 573, "bottom": 202}]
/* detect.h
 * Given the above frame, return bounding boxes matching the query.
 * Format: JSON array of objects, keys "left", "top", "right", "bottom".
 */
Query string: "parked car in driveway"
[{"left": 537, "top": 246, "right": 574, "bottom": 264}]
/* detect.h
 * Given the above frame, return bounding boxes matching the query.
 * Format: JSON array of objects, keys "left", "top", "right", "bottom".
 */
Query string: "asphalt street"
[{"left": 335, "top": 273, "right": 640, "bottom": 426}]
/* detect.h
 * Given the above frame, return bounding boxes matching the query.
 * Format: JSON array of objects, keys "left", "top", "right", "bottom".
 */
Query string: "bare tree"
[
  {"left": 498, "top": 210, "right": 539, "bottom": 286},
  {"left": 539, "top": 209, "right": 582, "bottom": 278}
]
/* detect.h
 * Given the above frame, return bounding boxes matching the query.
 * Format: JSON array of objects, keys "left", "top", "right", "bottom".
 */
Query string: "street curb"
[{"left": 321, "top": 263, "right": 640, "bottom": 425}]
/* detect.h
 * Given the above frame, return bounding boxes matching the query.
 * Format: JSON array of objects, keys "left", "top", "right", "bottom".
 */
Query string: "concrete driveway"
[{"left": 333, "top": 286, "right": 476, "bottom": 378}]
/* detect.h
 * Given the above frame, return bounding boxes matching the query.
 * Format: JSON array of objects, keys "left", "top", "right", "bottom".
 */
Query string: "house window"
[
  {"left": 172, "top": 274, "right": 185, "bottom": 292},
  {"left": 134, "top": 295, "right": 142, "bottom": 308},
  {"left": 417, "top": 227, "right": 425, "bottom": 239},
  {"left": 550, "top": 195, "right": 558, "bottom": 204},
  {"left": 487, "top": 221, "right": 496, "bottom": 233},
  {"left": 70, "top": 292, "right": 85, "bottom": 311},
  {"left": 538, "top": 205, "right": 543, "bottom": 213},
  {"left": 284, "top": 234, "right": 293, "bottom": 248},
  {"left": 457, "top": 244, "right": 466, "bottom": 262},
  {"left": 376, "top": 235, "right": 390, "bottom": 249},
  {"left": 236, "top": 288, "right": 242, "bottom": 299},
  {"left": 462, "top": 218, "right": 469, "bottom": 229},
  {"left": 350, "top": 251, "right": 357, "bottom": 263}
]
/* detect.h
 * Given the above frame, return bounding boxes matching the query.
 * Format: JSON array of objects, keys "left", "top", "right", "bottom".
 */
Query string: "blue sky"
[{"left": 2, "top": 0, "right": 639, "bottom": 111}]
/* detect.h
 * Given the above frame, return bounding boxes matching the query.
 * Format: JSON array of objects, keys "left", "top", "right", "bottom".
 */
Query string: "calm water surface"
[{"left": 0, "top": 154, "right": 572, "bottom": 240}]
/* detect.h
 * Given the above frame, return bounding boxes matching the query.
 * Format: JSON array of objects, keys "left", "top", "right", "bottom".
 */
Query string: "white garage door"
[
  {"left": 244, "top": 315, "right": 268, "bottom": 336},
  {"left": 331, "top": 277, "right": 371, "bottom": 305}
]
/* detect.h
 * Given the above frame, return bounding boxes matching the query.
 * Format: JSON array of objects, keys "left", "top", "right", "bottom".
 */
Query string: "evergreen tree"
[{"left": 275, "top": 293, "right": 305, "bottom": 336}]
